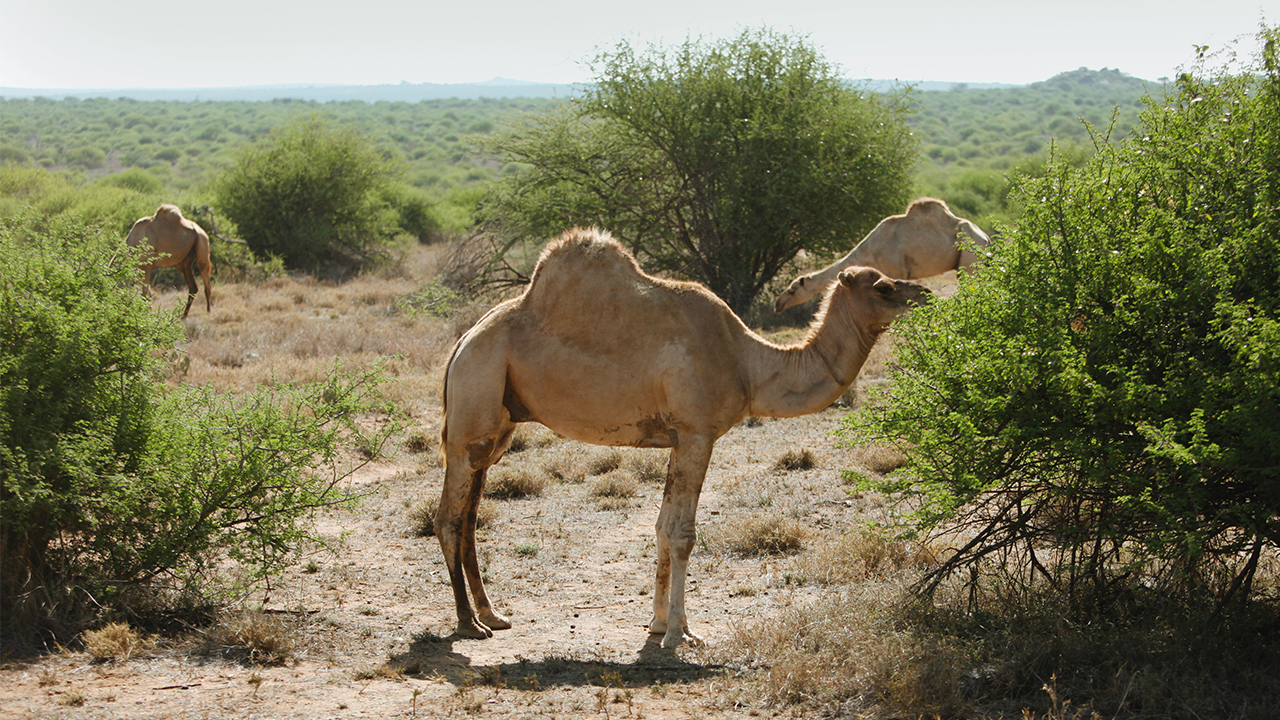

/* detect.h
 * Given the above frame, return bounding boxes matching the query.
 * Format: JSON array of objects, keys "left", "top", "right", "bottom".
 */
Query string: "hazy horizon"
[{"left": 1, "top": 1, "right": 1269, "bottom": 92}]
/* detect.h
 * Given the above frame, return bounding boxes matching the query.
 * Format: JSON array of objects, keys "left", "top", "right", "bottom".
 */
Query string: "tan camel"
[
  {"left": 435, "top": 227, "right": 930, "bottom": 648},
  {"left": 774, "top": 197, "right": 990, "bottom": 312},
  {"left": 125, "top": 204, "right": 213, "bottom": 318}
]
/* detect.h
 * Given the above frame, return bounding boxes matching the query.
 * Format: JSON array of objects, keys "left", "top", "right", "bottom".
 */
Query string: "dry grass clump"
[
  {"left": 718, "top": 582, "right": 970, "bottom": 718},
  {"left": 793, "top": 532, "right": 938, "bottom": 585},
  {"left": 543, "top": 445, "right": 589, "bottom": 483},
  {"left": 623, "top": 449, "right": 667, "bottom": 484},
  {"left": 590, "top": 470, "right": 641, "bottom": 510},
  {"left": 506, "top": 424, "right": 559, "bottom": 454},
  {"left": 715, "top": 514, "right": 811, "bottom": 556},
  {"left": 201, "top": 610, "right": 295, "bottom": 666},
  {"left": 846, "top": 442, "right": 908, "bottom": 475},
  {"left": 82, "top": 622, "right": 153, "bottom": 662},
  {"left": 584, "top": 448, "right": 624, "bottom": 476},
  {"left": 404, "top": 427, "right": 437, "bottom": 454},
  {"left": 408, "top": 496, "right": 499, "bottom": 537},
  {"left": 484, "top": 465, "right": 549, "bottom": 499},
  {"left": 772, "top": 447, "right": 817, "bottom": 472}
]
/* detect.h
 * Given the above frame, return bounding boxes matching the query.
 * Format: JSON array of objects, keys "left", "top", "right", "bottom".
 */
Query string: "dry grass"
[
  {"left": 846, "top": 442, "right": 909, "bottom": 475},
  {"left": 622, "top": 449, "right": 667, "bottom": 484},
  {"left": 590, "top": 470, "right": 641, "bottom": 510},
  {"left": 717, "top": 581, "right": 971, "bottom": 718},
  {"left": 772, "top": 447, "right": 817, "bottom": 472},
  {"left": 506, "top": 424, "right": 559, "bottom": 454},
  {"left": 82, "top": 622, "right": 153, "bottom": 662},
  {"left": 713, "top": 514, "right": 811, "bottom": 556},
  {"left": 792, "top": 532, "right": 939, "bottom": 585},
  {"left": 408, "top": 496, "right": 499, "bottom": 536},
  {"left": 200, "top": 610, "right": 295, "bottom": 666},
  {"left": 484, "top": 465, "right": 549, "bottom": 499}
]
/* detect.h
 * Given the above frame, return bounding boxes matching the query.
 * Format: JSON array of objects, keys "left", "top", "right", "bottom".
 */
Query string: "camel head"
[
  {"left": 827, "top": 266, "right": 931, "bottom": 336},
  {"left": 774, "top": 273, "right": 819, "bottom": 313}
]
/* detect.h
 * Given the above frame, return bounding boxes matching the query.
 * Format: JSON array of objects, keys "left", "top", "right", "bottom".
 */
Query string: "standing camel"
[
  {"left": 435, "top": 227, "right": 930, "bottom": 648},
  {"left": 774, "top": 197, "right": 990, "bottom": 312},
  {"left": 125, "top": 204, "right": 213, "bottom": 318}
]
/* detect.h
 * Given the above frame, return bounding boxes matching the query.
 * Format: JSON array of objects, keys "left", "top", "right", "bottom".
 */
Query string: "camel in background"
[
  {"left": 775, "top": 197, "right": 990, "bottom": 312},
  {"left": 125, "top": 204, "right": 213, "bottom": 318},
  {"left": 435, "top": 227, "right": 930, "bottom": 648}
]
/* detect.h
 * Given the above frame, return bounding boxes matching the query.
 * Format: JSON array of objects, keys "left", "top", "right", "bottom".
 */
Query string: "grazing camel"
[
  {"left": 774, "top": 197, "right": 990, "bottom": 312},
  {"left": 125, "top": 204, "right": 213, "bottom": 318},
  {"left": 435, "top": 227, "right": 930, "bottom": 648}
]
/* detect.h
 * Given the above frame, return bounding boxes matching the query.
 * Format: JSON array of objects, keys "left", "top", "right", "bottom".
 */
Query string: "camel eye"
[
  {"left": 798, "top": 277, "right": 806, "bottom": 286},
  {"left": 874, "top": 282, "right": 894, "bottom": 296}
]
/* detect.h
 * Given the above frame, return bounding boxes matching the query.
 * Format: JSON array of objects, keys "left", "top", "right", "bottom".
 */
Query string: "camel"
[
  {"left": 125, "top": 204, "right": 213, "bottom": 318},
  {"left": 774, "top": 197, "right": 990, "bottom": 312},
  {"left": 435, "top": 227, "right": 930, "bottom": 648}
]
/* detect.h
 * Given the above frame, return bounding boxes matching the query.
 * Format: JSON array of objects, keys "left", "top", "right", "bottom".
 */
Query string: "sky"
[{"left": 0, "top": 0, "right": 1271, "bottom": 90}]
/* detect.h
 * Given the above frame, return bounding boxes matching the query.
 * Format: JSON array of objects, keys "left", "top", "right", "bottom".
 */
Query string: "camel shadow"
[{"left": 389, "top": 631, "right": 726, "bottom": 690}]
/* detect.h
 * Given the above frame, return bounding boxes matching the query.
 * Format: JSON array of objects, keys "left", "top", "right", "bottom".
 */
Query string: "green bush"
[
  {"left": 213, "top": 114, "right": 403, "bottom": 271},
  {"left": 0, "top": 213, "right": 395, "bottom": 639},
  {"left": 849, "top": 28, "right": 1280, "bottom": 607}
]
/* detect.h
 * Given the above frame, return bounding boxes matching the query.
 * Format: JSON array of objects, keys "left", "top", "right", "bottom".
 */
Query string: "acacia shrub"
[
  {"left": 214, "top": 115, "right": 402, "bottom": 271},
  {"left": 480, "top": 28, "right": 915, "bottom": 314},
  {"left": 0, "top": 213, "right": 395, "bottom": 641},
  {"left": 849, "top": 28, "right": 1280, "bottom": 607}
]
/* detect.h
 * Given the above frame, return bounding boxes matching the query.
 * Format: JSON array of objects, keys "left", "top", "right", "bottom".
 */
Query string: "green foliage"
[
  {"left": 0, "top": 214, "right": 395, "bottom": 636},
  {"left": 0, "top": 95, "right": 554, "bottom": 234},
  {"left": 912, "top": 68, "right": 1155, "bottom": 230},
  {"left": 847, "top": 28, "right": 1280, "bottom": 607},
  {"left": 214, "top": 115, "right": 403, "bottom": 270},
  {"left": 479, "top": 28, "right": 916, "bottom": 313}
]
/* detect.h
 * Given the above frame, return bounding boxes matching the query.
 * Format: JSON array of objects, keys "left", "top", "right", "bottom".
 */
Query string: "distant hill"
[{"left": 0, "top": 77, "right": 1028, "bottom": 102}]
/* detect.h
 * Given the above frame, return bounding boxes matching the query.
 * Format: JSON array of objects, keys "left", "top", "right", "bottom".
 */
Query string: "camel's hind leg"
[
  {"left": 436, "top": 363, "right": 516, "bottom": 639},
  {"left": 178, "top": 260, "right": 198, "bottom": 319},
  {"left": 649, "top": 434, "right": 713, "bottom": 649}
]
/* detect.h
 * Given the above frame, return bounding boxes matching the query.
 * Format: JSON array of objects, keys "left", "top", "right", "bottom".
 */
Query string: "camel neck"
[{"left": 743, "top": 309, "right": 878, "bottom": 418}]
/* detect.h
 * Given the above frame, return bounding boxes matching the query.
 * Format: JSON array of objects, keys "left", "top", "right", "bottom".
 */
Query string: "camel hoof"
[
  {"left": 479, "top": 610, "right": 511, "bottom": 630},
  {"left": 455, "top": 619, "right": 494, "bottom": 639},
  {"left": 648, "top": 616, "right": 668, "bottom": 635},
  {"left": 661, "top": 627, "right": 703, "bottom": 649}
]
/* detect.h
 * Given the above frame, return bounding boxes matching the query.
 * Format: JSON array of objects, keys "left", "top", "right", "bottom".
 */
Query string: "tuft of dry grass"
[
  {"left": 584, "top": 448, "right": 624, "bottom": 476},
  {"left": 484, "top": 465, "right": 549, "bottom": 499},
  {"left": 590, "top": 470, "right": 641, "bottom": 510},
  {"left": 793, "top": 532, "right": 938, "bottom": 586},
  {"left": 714, "top": 514, "right": 811, "bottom": 556},
  {"left": 408, "top": 497, "right": 499, "bottom": 537},
  {"left": 506, "top": 424, "right": 558, "bottom": 454},
  {"left": 623, "top": 449, "right": 667, "bottom": 484},
  {"left": 772, "top": 447, "right": 817, "bottom": 472},
  {"left": 714, "top": 580, "right": 970, "bottom": 718},
  {"left": 846, "top": 442, "right": 908, "bottom": 475},
  {"left": 404, "top": 428, "right": 437, "bottom": 454},
  {"left": 202, "top": 610, "right": 295, "bottom": 666},
  {"left": 83, "top": 622, "right": 152, "bottom": 662}
]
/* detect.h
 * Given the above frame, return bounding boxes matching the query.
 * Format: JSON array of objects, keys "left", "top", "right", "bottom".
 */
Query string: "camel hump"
[
  {"left": 525, "top": 227, "right": 648, "bottom": 303},
  {"left": 153, "top": 204, "right": 184, "bottom": 220},
  {"left": 905, "top": 197, "right": 954, "bottom": 218},
  {"left": 530, "top": 227, "right": 643, "bottom": 281},
  {"left": 521, "top": 227, "right": 668, "bottom": 336}
]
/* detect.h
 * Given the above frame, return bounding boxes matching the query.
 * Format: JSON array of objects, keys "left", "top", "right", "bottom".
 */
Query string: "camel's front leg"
[{"left": 650, "top": 436, "right": 713, "bottom": 649}]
